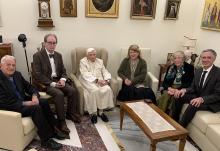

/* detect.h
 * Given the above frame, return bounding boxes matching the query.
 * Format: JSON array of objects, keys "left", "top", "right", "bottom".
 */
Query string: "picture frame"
[
  {"left": 201, "top": 0, "right": 220, "bottom": 31},
  {"left": 130, "top": 0, "right": 157, "bottom": 20},
  {"left": 166, "top": 53, "right": 174, "bottom": 65},
  {"left": 164, "top": 0, "right": 181, "bottom": 20},
  {"left": 60, "top": 0, "right": 77, "bottom": 17},
  {"left": 85, "top": 0, "right": 119, "bottom": 18}
]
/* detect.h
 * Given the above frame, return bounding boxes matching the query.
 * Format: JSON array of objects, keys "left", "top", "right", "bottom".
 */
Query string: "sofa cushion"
[
  {"left": 206, "top": 124, "right": 220, "bottom": 150},
  {"left": 190, "top": 111, "right": 220, "bottom": 133},
  {"left": 22, "top": 117, "right": 35, "bottom": 135}
]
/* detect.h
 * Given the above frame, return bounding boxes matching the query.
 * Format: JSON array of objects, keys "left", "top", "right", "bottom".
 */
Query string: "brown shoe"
[
  {"left": 66, "top": 114, "right": 81, "bottom": 123},
  {"left": 59, "top": 121, "right": 70, "bottom": 134}
]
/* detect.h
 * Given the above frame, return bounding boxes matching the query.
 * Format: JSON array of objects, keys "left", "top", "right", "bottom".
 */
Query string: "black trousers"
[
  {"left": 170, "top": 94, "right": 209, "bottom": 127},
  {"left": 20, "top": 99, "right": 56, "bottom": 142},
  {"left": 46, "top": 83, "right": 80, "bottom": 121},
  {"left": 117, "top": 83, "right": 156, "bottom": 104}
]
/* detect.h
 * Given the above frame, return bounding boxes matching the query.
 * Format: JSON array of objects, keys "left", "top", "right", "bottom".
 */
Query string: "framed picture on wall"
[
  {"left": 85, "top": 0, "right": 119, "bottom": 18},
  {"left": 60, "top": 0, "right": 77, "bottom": 17},
  {"left": 166, "top": 52, "right": 174, "bottom": 65},
  {"left": 164, "top": 0, "right": 181, "bottom": 20},
  {"left": 130, "top": 0, "right": 157, "bottom": 20},
  {"left": 201, "top": 0, "right": 220, "bottom": 31}
]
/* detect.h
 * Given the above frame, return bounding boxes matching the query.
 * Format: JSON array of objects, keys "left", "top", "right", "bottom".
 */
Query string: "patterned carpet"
[{"left": 25, "top": 116, "right": 108, "bottom": 151}]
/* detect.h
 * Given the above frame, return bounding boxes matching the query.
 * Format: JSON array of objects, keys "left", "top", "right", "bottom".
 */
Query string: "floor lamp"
[{"left": 18, "top": 34, "right": 31, "bottom": 83}]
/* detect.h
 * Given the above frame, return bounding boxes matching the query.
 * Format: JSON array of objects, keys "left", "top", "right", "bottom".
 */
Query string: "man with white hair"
[
  {"left": 79, "top": 48, "right": 114, "bottom": 124},
  {"left": 0, "top": 55, "right": 64, "bottom": 150}
]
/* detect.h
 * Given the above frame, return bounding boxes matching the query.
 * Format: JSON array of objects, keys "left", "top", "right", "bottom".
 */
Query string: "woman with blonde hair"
[
  {"left": 157, "top": 51, "right": 194, "bottom": 113},
  {"left": 117, "top": 44, "right": 156, "bottom": 103}
]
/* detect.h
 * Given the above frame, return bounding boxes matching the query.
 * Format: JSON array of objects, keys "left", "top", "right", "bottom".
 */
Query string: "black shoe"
[
  {"left": 54, "top": 126, "right": 66, "bottom": 140},
  {"left": 66, "top": 114, "right": 81, "bottom": 123},
  {"left": 91, "top": 114, "right": 97, "bottom": 124},
  {"left": 98, "top": 113, "right": 109, "bottom": 122},
  {"left": 41, "top": 138, "right": 62, "bottom": 150}
]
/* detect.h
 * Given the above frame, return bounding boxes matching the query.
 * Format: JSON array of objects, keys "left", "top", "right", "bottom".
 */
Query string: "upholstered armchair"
[
  {"left": 70, "top": 47, "right": 119, "bottom": 115},
  {"left": 117, "top": 48, "right": 159, "bottom": 101},
  {"left": 0, "top": 110, "right": 36, "bottom": 151}
]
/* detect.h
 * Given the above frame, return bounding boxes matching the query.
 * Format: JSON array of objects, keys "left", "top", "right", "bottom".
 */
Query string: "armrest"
[
  {"left": 0, "top": 110, "right": 24, "bottom": 140},
  {"left": 110, "top": 77, "right": 119, "bottom": 105},
  {"left": 146, "top": 72, "right": 159, "bottom": 94},
  {"left": 69, "top": 73, "right": 84, "bottom": 115},
  {"left": 116, "top": 76, "right": 123, "bottom": 91}
]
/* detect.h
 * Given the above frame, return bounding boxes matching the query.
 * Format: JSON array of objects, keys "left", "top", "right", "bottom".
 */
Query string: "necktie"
[
  {"left": 8, "top": 78, "right": 22, "bottom": 100},
  {"left": 199, "top": 71, "right": 207, "bottom": 89},
  {"left": 49, "top": 54, "right": 54, "bottom": 58}
]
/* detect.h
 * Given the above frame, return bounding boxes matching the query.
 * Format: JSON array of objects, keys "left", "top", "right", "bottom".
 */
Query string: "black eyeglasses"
[{"left": 46, "top": 41, "right": 57, "bottom": 45}]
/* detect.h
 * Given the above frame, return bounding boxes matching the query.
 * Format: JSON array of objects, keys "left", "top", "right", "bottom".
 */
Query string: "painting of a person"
[
  {"left": 92, "top": 0, "right": 114, "bottom": 12},
  {"left": 133, "top": 0, "right": 153, "bottom": 16},
  {"left": 117, "top": 44, "right": 156, "bottom": 103},
  {"left": 157, "top": 51, "right": 194, "bottom": 113},
  {"left": 64, "top": 0, "right": 73, "bottom": 14},
  {"left": 204, "top": 3, "right": 211, "bottom": 25},
  {"left": 210, "top": 2, "right": 218, "bottom": 25},
  {"left": 167, "top": 2, "right": 177, "bottom": 18}
]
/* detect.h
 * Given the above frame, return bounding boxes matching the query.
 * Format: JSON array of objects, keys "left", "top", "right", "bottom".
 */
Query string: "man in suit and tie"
[
  {"left": 0, "top": 55, "right": 65, "bottom": 150},
  {"left": 33, "top": 34, "right": 81, "bottom": 135},
  {"left": 169, "top": 49, "right": 220, "bottom": 127}
]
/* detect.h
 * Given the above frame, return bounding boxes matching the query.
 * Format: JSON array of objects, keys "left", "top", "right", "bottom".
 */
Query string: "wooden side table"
[
  {"left": 0, "top": 43, "right": 13, "bottom": 60},
  {"left": 158, "top": 64, "right": 168, "bottom": 90}
]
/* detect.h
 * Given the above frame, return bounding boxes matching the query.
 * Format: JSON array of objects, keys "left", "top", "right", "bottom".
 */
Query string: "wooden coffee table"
[{"left": 120, "top": 101, "right": 188, "bottom": 151}]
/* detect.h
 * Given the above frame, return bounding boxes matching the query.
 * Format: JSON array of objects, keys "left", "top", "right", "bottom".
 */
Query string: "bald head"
[{"left": 0, "top": 55, "right": 16, "bottom": 77}]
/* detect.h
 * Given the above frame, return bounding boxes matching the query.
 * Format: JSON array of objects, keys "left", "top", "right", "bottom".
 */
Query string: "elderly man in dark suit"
[
  {"left": 33, "top": 34, "right": 81, "bottom": 135},
  {"left": 0, "top": 55, "right": 65, "bottom": 150},
  {"left": 170, "top": 49, "right": 220, "bottom": 127}
]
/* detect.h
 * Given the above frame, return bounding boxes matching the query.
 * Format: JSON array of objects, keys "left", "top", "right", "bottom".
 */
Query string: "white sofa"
[
  {"left": 181, "top": 105, "right": 220, "bottom": 151},
  {"left": 0, "top": 110, "right": 37, "bottom": 151}
]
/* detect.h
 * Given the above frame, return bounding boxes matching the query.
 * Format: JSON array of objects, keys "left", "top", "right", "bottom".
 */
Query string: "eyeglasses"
[{"left": 46, "top": 41, "right": 57, "bottom": 45}]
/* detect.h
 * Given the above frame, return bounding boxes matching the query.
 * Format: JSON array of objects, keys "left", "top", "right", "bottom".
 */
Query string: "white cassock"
[{"left": 79, "top": 57, "right": 114, "bottom": 114}]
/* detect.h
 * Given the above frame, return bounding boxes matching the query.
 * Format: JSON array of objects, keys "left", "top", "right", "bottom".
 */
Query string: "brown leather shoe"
[
  {"left": 66, "top": 114, "right": 81, "bottom": 123},
  {"left": 59, "top": 121, "right": 70, "bottom": 134}
]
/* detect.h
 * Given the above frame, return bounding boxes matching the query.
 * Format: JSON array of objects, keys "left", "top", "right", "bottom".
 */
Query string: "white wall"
[{"left": 0, "top": 0, "right": 198, "bottom": 80}]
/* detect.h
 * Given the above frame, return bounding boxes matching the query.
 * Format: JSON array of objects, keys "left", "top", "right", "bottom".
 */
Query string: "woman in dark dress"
[
  {"left": 117, "top": 44, "right": 156, "bottom": 103},
  {"left": 157, "top": 51, "right": 194, "bottom": 112}
]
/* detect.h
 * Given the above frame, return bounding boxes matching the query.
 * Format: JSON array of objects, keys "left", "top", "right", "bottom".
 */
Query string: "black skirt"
[{"left": 117, "top": 83, "right": 156, "bottom": 104}]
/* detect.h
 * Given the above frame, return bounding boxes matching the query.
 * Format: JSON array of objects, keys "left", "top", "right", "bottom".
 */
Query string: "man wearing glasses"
[{"left": 33, "top": 34, "right": 81, "bottom": 137}]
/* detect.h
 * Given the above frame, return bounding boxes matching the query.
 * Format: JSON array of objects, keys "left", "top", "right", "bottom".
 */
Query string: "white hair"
[
  {"left": 0, "top": 55, "right": 16, "bottom": 64},
  {"left": 86, "top": 48, "right": 96, "bottom": 55}
]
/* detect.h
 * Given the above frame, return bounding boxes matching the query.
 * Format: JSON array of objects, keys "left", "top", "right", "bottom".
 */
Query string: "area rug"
[
  {"left": 107, "top": 108, "right": 199, "bottom": 151},
  {"left": 25, "top": 116, "right": 108, "bottom": 151}
]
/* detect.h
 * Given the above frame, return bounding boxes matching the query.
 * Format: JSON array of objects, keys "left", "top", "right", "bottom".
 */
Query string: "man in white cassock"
[{"left": 79, "top": 48, "right": 114, "bottom": 124}]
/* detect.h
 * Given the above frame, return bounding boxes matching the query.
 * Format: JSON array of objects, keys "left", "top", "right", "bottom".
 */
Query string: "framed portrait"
[
  {"left": 86, "top": 0, "right": 119, "bottom": 18},
  {"left": 60, "top": 0, "right": 77, "bottom": 17},
  {"left": 201, "top": 0, "right": 220, "bottom": 31},
  {"left": 164, "top": 0, "right": 181, "bottom": 20},
  {"left": 130, "top": 0, "right": 157, "bottom": 20},
  {"left": 166, "top": 53, "right": 174, "bottom": 65}
]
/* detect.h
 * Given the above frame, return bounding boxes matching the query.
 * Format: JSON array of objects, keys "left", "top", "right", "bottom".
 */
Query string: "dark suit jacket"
[
  {"left": 118, "top": 58, "right": 147, "bottom": 86},
  {"left": 162, "top": 62, "right": 194, "bottom": 90},
  {"left": 33, "top": 48, "right": 68, "bottom": 86},
  {"left": 186, "top": 65, "right": 220, "bottom": 112},
  {"left": 0, "top": 70, "right": 38, "bottom": 112}
]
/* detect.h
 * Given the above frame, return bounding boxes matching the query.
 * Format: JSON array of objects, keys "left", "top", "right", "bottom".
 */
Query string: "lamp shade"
[{"left": 182, "top": 36, "right": 197, "bottom": 50}]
